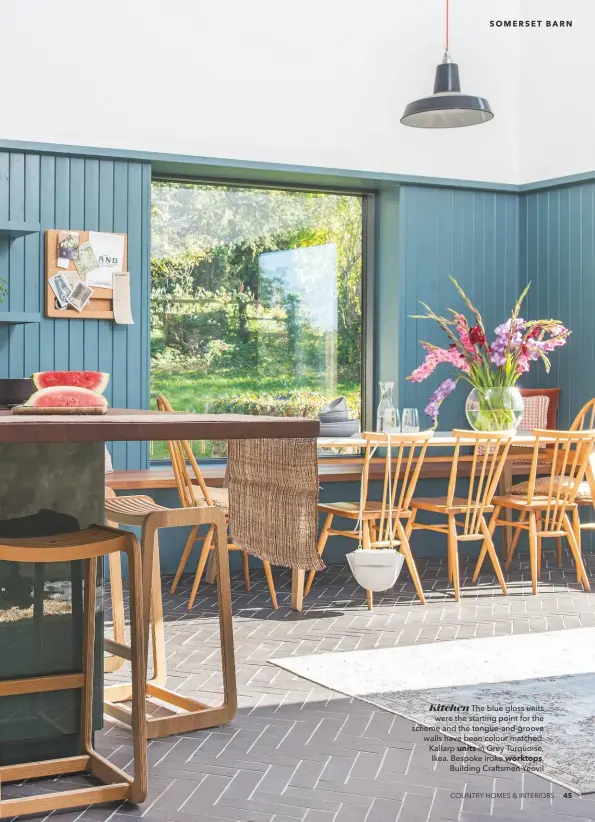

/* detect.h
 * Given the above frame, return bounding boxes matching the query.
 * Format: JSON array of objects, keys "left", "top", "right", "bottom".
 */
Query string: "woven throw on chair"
[
  {"left": 518, "top": 394, "right": 550, "bottom": 435},
  {"left": 227, "top": 437, "right": 323, "bottom": 571},
  {"left": 477, "top": 397, "right": 550, "bottom": 456},
  {"left": 510, "top": 475, "right": 592, "bottom": 502}
]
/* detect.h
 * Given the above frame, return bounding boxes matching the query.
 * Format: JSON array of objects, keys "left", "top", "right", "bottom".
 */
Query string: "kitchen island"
[{"left": 0, "top": 409, "right": 318, "bottom": 766}]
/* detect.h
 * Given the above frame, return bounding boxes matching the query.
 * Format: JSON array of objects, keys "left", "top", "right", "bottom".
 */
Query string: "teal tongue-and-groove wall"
[
  {"left": 0, "top": 149, "right": 151, "bottom": 469},
  {"left": 385, "top": 184, "right": 522, "bottom": 431},
  {"left": 0, "top": 143, "right": 588, "bottom": 473},
  {"left": 522, "top": 183, "right": 595, "bottom": 428}
]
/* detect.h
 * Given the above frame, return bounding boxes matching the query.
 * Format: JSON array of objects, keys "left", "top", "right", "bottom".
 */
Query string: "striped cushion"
[{"left": 510, "top": 475, "right": 592, "bottom": 502}]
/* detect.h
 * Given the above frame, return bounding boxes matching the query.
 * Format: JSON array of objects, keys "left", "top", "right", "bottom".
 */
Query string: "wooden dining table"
[{"left": 309, "top": 432, "right": 595, "bottom": 609}]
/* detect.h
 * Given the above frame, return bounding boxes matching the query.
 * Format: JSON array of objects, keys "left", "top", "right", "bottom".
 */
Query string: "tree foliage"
[{"left": 150, "top": 181, "right": 363, "bottom": 446}]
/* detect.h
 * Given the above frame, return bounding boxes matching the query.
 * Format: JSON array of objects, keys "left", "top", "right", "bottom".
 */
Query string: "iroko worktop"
[{"left": 0, "top": 409, "right": 320, "bottom": 443}]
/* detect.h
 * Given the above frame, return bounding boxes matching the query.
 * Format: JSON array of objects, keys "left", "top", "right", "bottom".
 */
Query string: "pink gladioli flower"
[{"left": 409, "top": 344, "right": 470, "bottom": 383}]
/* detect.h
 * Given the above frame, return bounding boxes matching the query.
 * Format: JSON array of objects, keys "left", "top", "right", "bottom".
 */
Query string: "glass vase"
[
  {"left": 376, "top": 381, "right": 400, "bottom": 432},
  {"left": 465, "top": 386, "right": 524, "bottom": 432}
]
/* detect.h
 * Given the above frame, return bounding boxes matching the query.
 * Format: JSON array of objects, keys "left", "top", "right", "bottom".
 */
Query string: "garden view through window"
[{"left": 150, "top": 181, "right": 363, "bottom": 459}]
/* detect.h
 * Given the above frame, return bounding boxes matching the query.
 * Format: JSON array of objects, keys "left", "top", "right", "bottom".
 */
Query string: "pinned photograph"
[
  {"left": 67, "top": 280, "right": 93, "bottom": 312},
  {"left": 58, "top": 230, "right": 79, "bottom": 261},
  {"left": 48, "top": 272, "right": 74, "bottom": 308},
  {"left": 75, "top": 242, "right": 99, "bottom": 277}
]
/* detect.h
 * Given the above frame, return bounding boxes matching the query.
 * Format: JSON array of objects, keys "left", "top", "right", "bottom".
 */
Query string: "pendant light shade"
[
  {"left": 401, "top": 52, "right": 493, "bottom": 129},
  {"left": 401, "top": 0, "right": 493, "bottom": 129}
]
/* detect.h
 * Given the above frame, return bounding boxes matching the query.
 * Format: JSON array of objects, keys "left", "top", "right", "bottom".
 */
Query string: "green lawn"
[{"left": 150, "top": 363, "right": 360, "bottom": 460}]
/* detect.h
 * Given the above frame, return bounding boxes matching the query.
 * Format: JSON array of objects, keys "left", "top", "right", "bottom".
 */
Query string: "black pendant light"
[{"left": 401, "top": 0, "right": 493, "bottom": 129}]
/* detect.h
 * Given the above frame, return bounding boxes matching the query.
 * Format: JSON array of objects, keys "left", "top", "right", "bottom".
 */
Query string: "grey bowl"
[
  {"left": 319, "top": 419, "right": 360, "bottom": 437},
  {"left": 319, "top": 408, "right": 349, "bottom": 424}
]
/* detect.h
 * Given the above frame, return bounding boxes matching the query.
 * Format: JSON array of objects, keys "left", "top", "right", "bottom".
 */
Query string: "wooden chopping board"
[{"left": 12, "top": 405, "right": 107, "bottom": 415}]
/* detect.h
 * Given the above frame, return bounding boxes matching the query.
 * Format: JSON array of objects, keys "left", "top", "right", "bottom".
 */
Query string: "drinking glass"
[{"left": 401, "top": 408, "right": 420, "bottom": 433}]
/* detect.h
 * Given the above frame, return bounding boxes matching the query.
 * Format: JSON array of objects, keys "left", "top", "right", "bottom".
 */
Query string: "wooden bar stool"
[
  {"left": 104, "top": 496, "right": 237, "bottom": 739},
  {"left": 0, "top": 526, "right": 147, "bottom": 819}
]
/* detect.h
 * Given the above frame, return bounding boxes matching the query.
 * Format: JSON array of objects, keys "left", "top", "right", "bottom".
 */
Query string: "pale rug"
[{"left": 273, "top": 627, "right": 595, "bottom": 793}]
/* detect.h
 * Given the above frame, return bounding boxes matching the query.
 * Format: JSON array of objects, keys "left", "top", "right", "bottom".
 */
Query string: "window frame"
[{"left": 150, "top": 174, "right": 377, "bottom": 462}]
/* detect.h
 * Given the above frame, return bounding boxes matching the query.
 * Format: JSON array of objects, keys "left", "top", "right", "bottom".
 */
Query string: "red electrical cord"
[{"left": 445, "top": 0, "right": 450, "bottom": 50}]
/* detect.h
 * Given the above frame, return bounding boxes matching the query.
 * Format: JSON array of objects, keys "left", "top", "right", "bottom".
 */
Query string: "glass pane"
[{"left": 150, "top": 182, "right": 363, "bottom": 459}]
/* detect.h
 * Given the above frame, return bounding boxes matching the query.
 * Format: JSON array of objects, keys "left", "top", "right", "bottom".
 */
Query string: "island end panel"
[{"left": 0, "top": 441, "right": 105, "bottom": 765}]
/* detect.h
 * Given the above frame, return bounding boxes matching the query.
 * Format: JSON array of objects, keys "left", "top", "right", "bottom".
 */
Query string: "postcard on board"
[{"left": 87, "top": 231, "right": 125, "bottom": 289}]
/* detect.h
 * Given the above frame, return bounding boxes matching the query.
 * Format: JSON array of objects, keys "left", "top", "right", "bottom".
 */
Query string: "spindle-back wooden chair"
[
  {"left": 156, "top": 394, "right": 278, "bottom": 609},
  {"left": 482, "top": 429, "right": 595, "bottom": 594},
  {"left": 508, "top": 399, "right": 595, "bottom": 568},
  {"left": 410, "top": 430, "right": 513, "bottom": 601},
  {"left": 306, "top": 430, "right": 434, "bottom": 608}
]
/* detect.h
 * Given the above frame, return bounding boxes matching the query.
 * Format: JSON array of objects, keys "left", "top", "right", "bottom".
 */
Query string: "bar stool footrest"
[
  {"left": 105, "top": 682, "right": 230, "bottom": 739},
  {"left": 0, "top": 753, "right": 132, "bottom": 819}
]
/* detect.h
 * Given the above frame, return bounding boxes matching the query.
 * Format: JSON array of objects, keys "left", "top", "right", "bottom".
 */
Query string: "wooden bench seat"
[
  {"left": 106, "top": 460, "right": 370, "bottom": 490},
  {"left": 105, "top": 457, "right": 551, "bottom": 491}
]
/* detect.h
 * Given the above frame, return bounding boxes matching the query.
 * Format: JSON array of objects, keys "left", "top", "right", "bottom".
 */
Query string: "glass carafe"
[{"left": 376, "top": 381, "right": 400, "bottom": 432}]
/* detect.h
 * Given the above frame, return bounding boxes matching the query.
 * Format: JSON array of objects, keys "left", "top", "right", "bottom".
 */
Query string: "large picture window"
[{"left": 150, "top": 181, "right": 364, "bottom": 459}]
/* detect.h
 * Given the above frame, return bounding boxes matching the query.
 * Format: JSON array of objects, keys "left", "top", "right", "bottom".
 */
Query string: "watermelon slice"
[
  {"left": 31, "top": 371, "right": 110, "bottom": 394},
  {"left": 25, "top": 386, "right": 108, "bottom": 408}
]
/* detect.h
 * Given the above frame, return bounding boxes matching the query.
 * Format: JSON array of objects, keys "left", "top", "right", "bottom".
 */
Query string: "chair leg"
[
  {"left": 105, "top": 551, "right": 126, "bottom": 673},
  {"left": 363, "top": 521, "right": 373, "bottom": 610},
  {"left": 573, "top": 508, "right": 582, "bottom": 582},
  {"left": 472, "top": 506, "right": 500, "bottom": 582},
  {"left": 170, "top": 524, "right": 200, "bottom": 593},
  {"left": 479, "top": 517, "right": 508, "bottom": 595},
  {"left": 150, "top": 531, "right": 166, "bottom": 687},
  {"left": 505, "top": 511, "right": 527, "bottom": 570},
  {"left": 305, "top": 513, "right": 333, "bottom": 597},
  {"left": 241, "top": 550, "right": 251, "bottom": 591},
  {"left": 370, "top": 523, "right": 378, "bottom": 545},
  {"left": 537, "top": 536, "right": 543, "bottom": 579},
  {"left": 188, "top": 535, "right": 214, "bottom": 610},
  {"left": 82, "top": 557, "right": 97, "bottom": 753},
  {"left": 262, "top": 561, "right": 278, "bottom": 609},
  {"left": 124, "top": 536, "right": 149, "bottom": 802},
  {"left": 528, "top": 512, "right": 539, "bottom": 595},
  {"left": 563, "top": 513, "right": 591, "bottom": 591},
  {"left": 396, "top": 521, "right": 425, "bottom": 604},
  {"left": 404, "top": 508, "right": 417, "bottom": 539},
  {"left": 499, "top": 464, "right": 513, "bottom": 558},
  {"left": 447, "top": 516, "right": 460, "bottom": 601},
  {"left": 556, "top": 537, "right": 563, "bottom": 568}
]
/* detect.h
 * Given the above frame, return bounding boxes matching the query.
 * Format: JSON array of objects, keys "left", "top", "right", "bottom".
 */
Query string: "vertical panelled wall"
[
  {"left": 522, "top": 183, "right": 595, "bottom": 428},
  {"left": 377, "top": 185, "right": 521, "bottom": 431},
  {"left": 0, "top": 149, "right": 151, "bottom": 469}
]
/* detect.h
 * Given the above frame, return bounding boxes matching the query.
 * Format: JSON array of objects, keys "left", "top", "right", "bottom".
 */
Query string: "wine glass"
[{"left": 401, "top": 408, "right": 420, "bottom": 433}]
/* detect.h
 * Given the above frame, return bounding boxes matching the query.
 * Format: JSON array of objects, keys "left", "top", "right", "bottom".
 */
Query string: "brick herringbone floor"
[{"left": 8, "top": 551, "right": 595, "bottom": 821}]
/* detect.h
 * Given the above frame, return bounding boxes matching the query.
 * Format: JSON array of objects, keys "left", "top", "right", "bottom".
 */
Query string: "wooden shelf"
[
  {"left": 0, "top": 312, "right": 41, "bottom": 324},
  {"left": 0, "top": 221, "right": 40, "bottom": 238}
]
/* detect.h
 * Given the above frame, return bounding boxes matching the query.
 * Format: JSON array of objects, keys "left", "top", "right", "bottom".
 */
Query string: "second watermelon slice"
[{"left": 32, "top": 371, "right": 109, "bottom": 394}]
